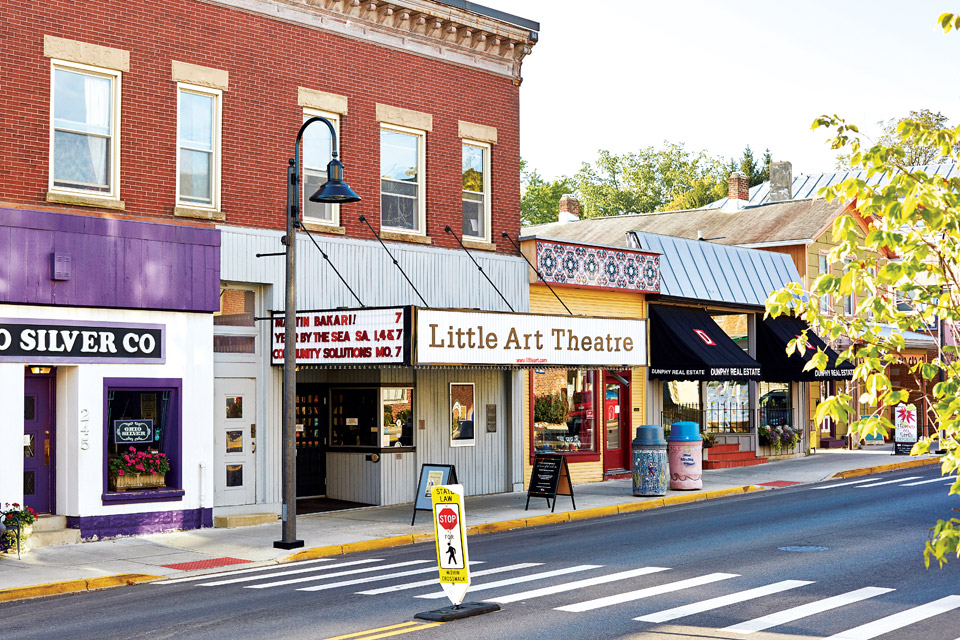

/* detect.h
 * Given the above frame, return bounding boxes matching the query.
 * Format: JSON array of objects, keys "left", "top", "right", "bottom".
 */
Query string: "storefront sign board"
[
  {"left": 431, "top": 484, "right": 470, "bottom": 606},
  {"left": 525, "top": 453, "right": 576, "bottom": 512},
  {"left": 114, "top": 419, "right": 154, "bottom": 444},
  {"left": 415, "top": 309, "right": 646, "bottom": 367},
  {"left": 894, "top": 403, "right": 918, "bottom": 455},
  {"left": 0, "top": 319, "right": 164, "bottom": 363},
  {"left": 271, "top": 307, "right": 409, "bottom": 366}
]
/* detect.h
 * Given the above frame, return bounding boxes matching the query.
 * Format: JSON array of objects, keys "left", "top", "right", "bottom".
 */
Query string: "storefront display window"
[
  {"left": 759, "top": 381, "right": 792, "bottom": 428},
  {"left": 662, "top": 380, "right": 701, "bottom": 427},
  {"left": 532, "top": 369, "right": 597, "bottom": 454},
  {"left": 103, "top": 379, "right": 181, "bottom": 496},
  {"left": 450, "top": 383, "right": 475, "bottom": 447},
  {"left": 706, "top": 381, "right": 749, "bottom": 433},
  {"left": 330, "top": 387, "right": 415, "bottom": 449}
]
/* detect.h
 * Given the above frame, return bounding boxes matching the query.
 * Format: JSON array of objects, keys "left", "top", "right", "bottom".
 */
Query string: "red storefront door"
[{"left": 602, "top": 371, "right": 632, "bottom": 473}]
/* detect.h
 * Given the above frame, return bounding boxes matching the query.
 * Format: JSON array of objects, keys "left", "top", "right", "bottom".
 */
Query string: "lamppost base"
[{"left": 273, "top": 539, "right": 305, "bottom": 550}]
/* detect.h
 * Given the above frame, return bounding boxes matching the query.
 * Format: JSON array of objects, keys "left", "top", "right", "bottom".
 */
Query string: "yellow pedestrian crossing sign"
[{"left": 431, "top": 484, "right": 470, "bottom": 605}]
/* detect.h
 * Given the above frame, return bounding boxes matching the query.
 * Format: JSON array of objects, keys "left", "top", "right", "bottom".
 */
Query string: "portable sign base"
[
  {"left": 411, "top": 464, "right": 458, "bottom": 525},
  {"left": 525, "top": 453, "right": 576, "bottom": 512},
  {"left": 415, "top": 602, "right": 500, "bottom": 622}
]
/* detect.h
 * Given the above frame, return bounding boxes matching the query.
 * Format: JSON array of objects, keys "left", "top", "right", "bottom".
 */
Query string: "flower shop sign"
[
  {"left": 0, "top": 319, "right": 164, "bottom": 364},
  {"left": 894, "top": 403, "right": 918, "bottom": 456},
  {"left": 415, "top": 309, "right": 647, "bottom": 367},
  {"left": 114, "top": 419, "right": 154, "bottom": 444}
]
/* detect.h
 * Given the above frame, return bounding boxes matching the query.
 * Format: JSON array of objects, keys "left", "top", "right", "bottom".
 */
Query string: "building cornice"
[{"left": 206, "top": 0, "right": 537, "bottom": 82}]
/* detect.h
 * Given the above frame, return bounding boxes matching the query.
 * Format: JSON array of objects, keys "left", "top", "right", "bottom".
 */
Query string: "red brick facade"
[{"left": 2, "top": 0, "right": 525, "bottom": 254}]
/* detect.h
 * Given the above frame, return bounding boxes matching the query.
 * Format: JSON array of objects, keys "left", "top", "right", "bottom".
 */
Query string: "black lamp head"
[{"left": 309, "top": 157, "right": 361, "bottom": 204}]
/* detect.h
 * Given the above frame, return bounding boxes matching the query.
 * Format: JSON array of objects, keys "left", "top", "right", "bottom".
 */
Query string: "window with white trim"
[
  {"left": 380, "top": 125, "right": 425, "bottom": 233},
  {"left": 50, "top": 61, "right": 120, "bottom": 197},
  {"left": 177, "top": 84, "right": 221, "bottom": 209},
  {"left": 843, "top": 258, "right": 855, "bottom": 316},
  {"left": 302, "top": 109, "right": 340, "bottom": 225},
  {"left": 818, "top": 252, "right": 831, "bottom": 314},
  {"left": 462, "top": 141, "right": 490, "bottom": 241}
]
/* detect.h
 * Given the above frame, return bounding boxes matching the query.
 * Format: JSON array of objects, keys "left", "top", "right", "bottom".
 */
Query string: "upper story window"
[
  {"left": 843, "top": 258, "right": 855, "bottom": 316},
  {"left": 380, "top": 125, "right": 425, "bottom": 234},
  {"left": 818, "top": 252, "right": 831, "bottom": 314},
  {"left": 50, "top": 62, "right": 120, "bottom": 198},
  {"left": 302, "top": 109, "right": 340, "bottom": 226},
  {"left": 177, "top": 84, "right": 221, "bottom": 209},
  {"left": 462, "top": 142, "right": 491, "bottom": 241}
]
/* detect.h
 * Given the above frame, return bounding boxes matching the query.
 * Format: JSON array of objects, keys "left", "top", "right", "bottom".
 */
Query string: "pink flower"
[
  {"left": 150, "top": 470, "right": 157, "bottom": 475},
  {"left": 129, "top": 446, "right": 136, "bottom": 452},
  {"left": 118, "top": 470, "right": 125, "bottom": 476}
]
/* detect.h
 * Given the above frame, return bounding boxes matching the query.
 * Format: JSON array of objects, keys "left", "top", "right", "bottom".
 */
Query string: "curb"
[
  {"left": 280, "top": 484, "right": 768, "bottom": 563},
  {"left": 827, "top": 456, "right": 942, "bottom": 480},
  {"left": 0, "top": 573, "right": 159, "bottom": 603}
]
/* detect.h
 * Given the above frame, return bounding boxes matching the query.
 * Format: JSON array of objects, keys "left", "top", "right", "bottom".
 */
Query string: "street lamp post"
[{"left": 274, "top": 116, "right": 361, "bottom": 550}]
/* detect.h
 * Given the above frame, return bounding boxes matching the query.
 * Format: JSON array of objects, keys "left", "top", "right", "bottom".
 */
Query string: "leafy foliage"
[
  {"left": 108, "top": 447, "right": 171, "bottom": 477},
  {"left": 767, "top": 85, "right": 960, "bottom": 565},
  {"left": 520, "top": 159, "right": 573, "bottom": 225},
  {"left": 534, "top": 393, "right": 569, "bottom": 425},
  {"left": 836, "top": 109, "right": 958, "bottom": 169}
]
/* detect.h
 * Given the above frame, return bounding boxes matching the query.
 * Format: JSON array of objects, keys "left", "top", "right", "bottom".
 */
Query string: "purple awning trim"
[{"left": 0, "top": 207, "right": 220, "bottom": 312}]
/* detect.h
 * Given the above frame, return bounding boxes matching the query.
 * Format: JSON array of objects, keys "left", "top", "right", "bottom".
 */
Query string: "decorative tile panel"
[{"left": 535, "top": 240, "right": 660, "bottom": 293}]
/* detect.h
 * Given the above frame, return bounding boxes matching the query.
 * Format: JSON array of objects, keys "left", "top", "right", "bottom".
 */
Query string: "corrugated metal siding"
[
  {"left": 219, "top": 227, "right": 530, "bottom": 312},
  {"left": 326, "top": 453, "right": 381, "bottom": 504},
  {"left": 631, "top": 232, "right": 802, "bottom": 307},
  {"left": 380, "top": 451, "right": 418, "bottom": 506}
]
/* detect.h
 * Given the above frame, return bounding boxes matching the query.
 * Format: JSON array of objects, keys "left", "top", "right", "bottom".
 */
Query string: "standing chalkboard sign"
[
  {"left": 525, "top": 453, "right": 575, "bottom": 512},
  {"left": 114, "top": 419, "right": 154, "bottom": 444},
  {"left": 411, "top": 463, "right": 458, "bottom": 525}
]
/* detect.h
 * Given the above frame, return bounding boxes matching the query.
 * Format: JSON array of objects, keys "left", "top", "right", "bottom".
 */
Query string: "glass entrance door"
[{"left": 603, "top": 371, "right": 632, "bottom": 472}]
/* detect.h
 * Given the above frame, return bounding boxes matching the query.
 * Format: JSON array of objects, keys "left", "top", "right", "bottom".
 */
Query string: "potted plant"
[
  {"left": 108, "top": 447, "right": 171, "bottom": 491},
  {"left": 534, "top": 393, "right": 569, "bottom": 427},
  {"left": 1, "top": 503, "right": 38, "bottom": 553}
]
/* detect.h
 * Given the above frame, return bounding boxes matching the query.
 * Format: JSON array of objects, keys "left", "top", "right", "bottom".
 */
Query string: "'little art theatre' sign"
[{"left": 272, "top": 307, "right": 647, "bottom": 368}]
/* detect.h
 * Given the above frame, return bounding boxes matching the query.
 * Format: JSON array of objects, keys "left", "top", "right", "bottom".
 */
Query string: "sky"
[{"left": 477, "top": 0, "right": 960, "bottom": 181}]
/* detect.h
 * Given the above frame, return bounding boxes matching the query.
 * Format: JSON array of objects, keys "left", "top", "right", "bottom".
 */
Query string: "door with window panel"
[
  {"left": 24, "top": 375, "right": 55, "bottom": 514},
  {"left": 214, "top": 378, "right": 257, "bottom": 506}
]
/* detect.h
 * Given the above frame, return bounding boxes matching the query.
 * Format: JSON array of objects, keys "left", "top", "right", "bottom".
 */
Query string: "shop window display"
[
  {"left": 104, "top": 383, "right": 179, "bottom": 492},
  {"left": 532, "top": 369, "right": 597, "bottom": 454},
  {"left": 706, "top": 381, "right": 749, "bottom": 433},
  {"left": 329, "top": 387, "right": 415, "bottom": 449}
]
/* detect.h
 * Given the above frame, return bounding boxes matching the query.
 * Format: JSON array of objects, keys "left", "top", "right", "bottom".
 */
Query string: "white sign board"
[
  {"left": 894, "top": 403, "right": 918, "bottom": 443},
  {"left": 431, "top": 484, "right": 470, "bottom": 606},
  {"left": 415, "top": 309, "right": 647, "bottom": 367},
  {"left": 271, "top": 308, "right": 406, "bottom": 366}
]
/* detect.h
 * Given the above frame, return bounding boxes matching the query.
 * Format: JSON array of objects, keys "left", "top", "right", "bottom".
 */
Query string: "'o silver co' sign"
[{"left": 0, "top": 319, "right": 164, "bottom": 364}]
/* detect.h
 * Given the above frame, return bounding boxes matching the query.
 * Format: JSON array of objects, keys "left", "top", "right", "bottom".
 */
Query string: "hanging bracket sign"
[{"left": 431, "top": 484, "right": 470, "bottom": 606}]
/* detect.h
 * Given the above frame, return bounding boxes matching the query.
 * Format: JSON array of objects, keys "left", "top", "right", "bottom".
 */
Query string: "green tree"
[
  {"left": 767, "top": 68, "right": 960, "bottom": 565},
  {"left": 520, "top": 159, "right": 572, "bottom": 225},
  {"left": 836, "top": 108, "right": 957, "bottom": 169}
]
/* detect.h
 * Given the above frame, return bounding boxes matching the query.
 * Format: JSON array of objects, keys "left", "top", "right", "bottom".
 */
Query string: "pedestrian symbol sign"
[{"left": 431, "top": 484, "right": 470, "bottom": 605}]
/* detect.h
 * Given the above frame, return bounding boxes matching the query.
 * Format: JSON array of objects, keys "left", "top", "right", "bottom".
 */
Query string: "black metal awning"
[
  {"left": 648, "top": 305, "right": 762, "bottom": 381},
  {"left": 756, "top": 315, "right": 854, "bottom": 381}
]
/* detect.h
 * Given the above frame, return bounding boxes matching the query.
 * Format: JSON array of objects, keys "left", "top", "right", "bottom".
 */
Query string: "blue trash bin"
[{"left": 632, "top": 425, "right": 668, "bottom": 496}]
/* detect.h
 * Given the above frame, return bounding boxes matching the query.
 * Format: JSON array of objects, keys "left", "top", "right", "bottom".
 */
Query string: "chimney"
[
  {"left": 722, "top": 171, "right": 750, "bottom": 211},
  {"left": 558, "top": 194, "right": 580, "bottom": 223},
  {"left": 769, "top": 161, "right": 793, "bottom": 202}
]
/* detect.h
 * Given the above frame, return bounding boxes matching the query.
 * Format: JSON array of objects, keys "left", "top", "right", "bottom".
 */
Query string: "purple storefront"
[{"left": 0, "top": 206, "right": 219, "bottom": 539}]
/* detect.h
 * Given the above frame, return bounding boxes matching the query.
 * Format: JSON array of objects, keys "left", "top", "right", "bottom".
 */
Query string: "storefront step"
[
  {"left": 709, "top": 443, "right": 741, "bottom": 454},
  {"left": 819, "top": 437, "right": 848, "bottom": 449},
  {"left": 31, "top": 516, "right": 81, "bottom": 548},
  {"left": 703, "top": 457, "right": 768, "bottom": 470},
  {"left": 707, "top": 451, "right": 762, "bottom": 463},
  {"left": 213, "top": 513, "right": 279, "bottom": 529}
]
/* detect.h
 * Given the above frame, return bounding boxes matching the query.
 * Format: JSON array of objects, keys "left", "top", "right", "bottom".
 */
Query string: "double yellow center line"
[{"left": 320, "top": 621, "right": 443, "bottom": 640}]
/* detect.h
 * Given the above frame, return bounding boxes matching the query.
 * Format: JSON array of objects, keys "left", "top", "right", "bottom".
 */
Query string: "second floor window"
[
  {"left": 462, "top": 142, "right": 490, "bottom": 241},
  {"left": 818, "top": 253, "right": 830, "bottom": 314},
  {"left": 177, "top": 85, "right": 220, "bottom": 208},
  {"left": 381, "top": 126, "right": 424, "bottom": 233},
  {"left": 302, "top": 110, "right": 339, "bottom": 225},
  {"left": 51, "top": 63, "right": 119, "bottom": 197}
]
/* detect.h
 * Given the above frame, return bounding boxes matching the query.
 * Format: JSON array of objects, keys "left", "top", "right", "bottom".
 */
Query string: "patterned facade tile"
[{"left": 535, "top": 240, "right": 660, "bottom": 293}]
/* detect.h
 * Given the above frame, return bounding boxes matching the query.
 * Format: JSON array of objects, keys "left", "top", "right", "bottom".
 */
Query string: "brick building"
[{"left": 2, "top": 0, "right": 542, "bottom": 538}]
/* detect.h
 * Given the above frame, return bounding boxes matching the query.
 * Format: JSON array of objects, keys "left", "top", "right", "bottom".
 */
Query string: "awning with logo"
[
  {"left": 756, "top": 315, "right": 854, "bottom": 381},
  {"left": 648, "top": 305, "right": 762, "bottom": 381}
]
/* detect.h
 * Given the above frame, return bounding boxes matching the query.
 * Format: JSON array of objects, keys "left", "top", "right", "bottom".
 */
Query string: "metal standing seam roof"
[
  {"left": 629, "top": 231, "right": 802, "bottom": 308},
  {"left": 704, "top": 163, "right": 960, "bottom": 209}
]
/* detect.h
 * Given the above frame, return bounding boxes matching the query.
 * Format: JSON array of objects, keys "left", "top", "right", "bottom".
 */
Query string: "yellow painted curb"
[
  {"left": 829, "top": 456, "right": 942, "bottom": 480},
  {"left": 0, "top": 573, "right": 160, "bottom": 603},
  {"left": 568, "top": 505, "right": 620, "bottom": 521},
  {"left": 525, "top": 513, "right": 570, "bottom": 527},
  {"left": 281, "top": 544, "right": 345, "bottom": 563},
  {"left": 662, "top": 493, "right": 704, "bottom": 506},
  {"left": 471, "top": 519, "right": 527, "bottom": 534},
  {"left": 412, "top": 532, "right": 436, "bottom": 544},
  {"left": 617, "top": 499, "right": 665, "bottom": 514}
]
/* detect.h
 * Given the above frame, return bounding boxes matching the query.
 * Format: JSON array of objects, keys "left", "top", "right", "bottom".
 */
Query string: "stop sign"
[{"left": 438, "top": 507, "right": 458, "bottom": 530}]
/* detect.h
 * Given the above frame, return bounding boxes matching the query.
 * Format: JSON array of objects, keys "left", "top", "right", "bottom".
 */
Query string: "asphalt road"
[{"left": 4, "top": 467, "right": 960, "bottom": 640}]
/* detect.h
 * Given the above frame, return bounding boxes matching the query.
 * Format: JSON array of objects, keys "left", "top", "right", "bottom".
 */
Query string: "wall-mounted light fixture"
[{"left": 29, "top": 366, "right": 52, "bottom": 375}]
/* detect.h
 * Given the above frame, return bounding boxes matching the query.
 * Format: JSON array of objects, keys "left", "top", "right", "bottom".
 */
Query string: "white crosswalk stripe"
[
  {"left": 722, "top": 586, "right": 894, "bottom": 634},
  {"left": 357, "top": 563, "right": 543, "bottom": 595},
  {"left": 294, "top": 564, "right": 465, "bottom": 593},
  {"left": 822, "top": 595, "right": 960, "bottom": 639},
  {"left": 157, "top": 558, "right": 334, "bottom": 584},
  {"left": 900, "top": 475, "right": 957, "bottom": 486},
  {"left": 243, "top": 560, "right": 433, "bottom": 589},
  {"left": 415, "top": 565, "right": 602, "bottom": 599},
  {"left": 635, "top": 579, "right": 813, "bottom": 623},
  {"left": 556, "top": 573, "right": 738, "bottom": 613},
  {"left": 812, "top": 479, "right": 875, "bottom": 490},
  {"left": 193, "top": 558, "right": 382, "bottom": 587},
  {"left": 855, "top": 476, "right": 921, "bottom": 488},
  {"left": 489, "top": 567, "right": 670, "bottom": 604}
]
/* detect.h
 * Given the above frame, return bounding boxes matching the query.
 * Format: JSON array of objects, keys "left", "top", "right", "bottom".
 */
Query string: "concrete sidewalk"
[{"left": 0, "top": 446, "right": 945, "bottom": 602}]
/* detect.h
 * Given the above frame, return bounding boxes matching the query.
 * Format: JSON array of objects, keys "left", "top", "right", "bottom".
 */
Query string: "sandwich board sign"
[
  {"left": 894, "top": 402, "right": 918, "bottom": 455},
  {"left": 431, "top": 484, "right": 470, "bottom": 606}
]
